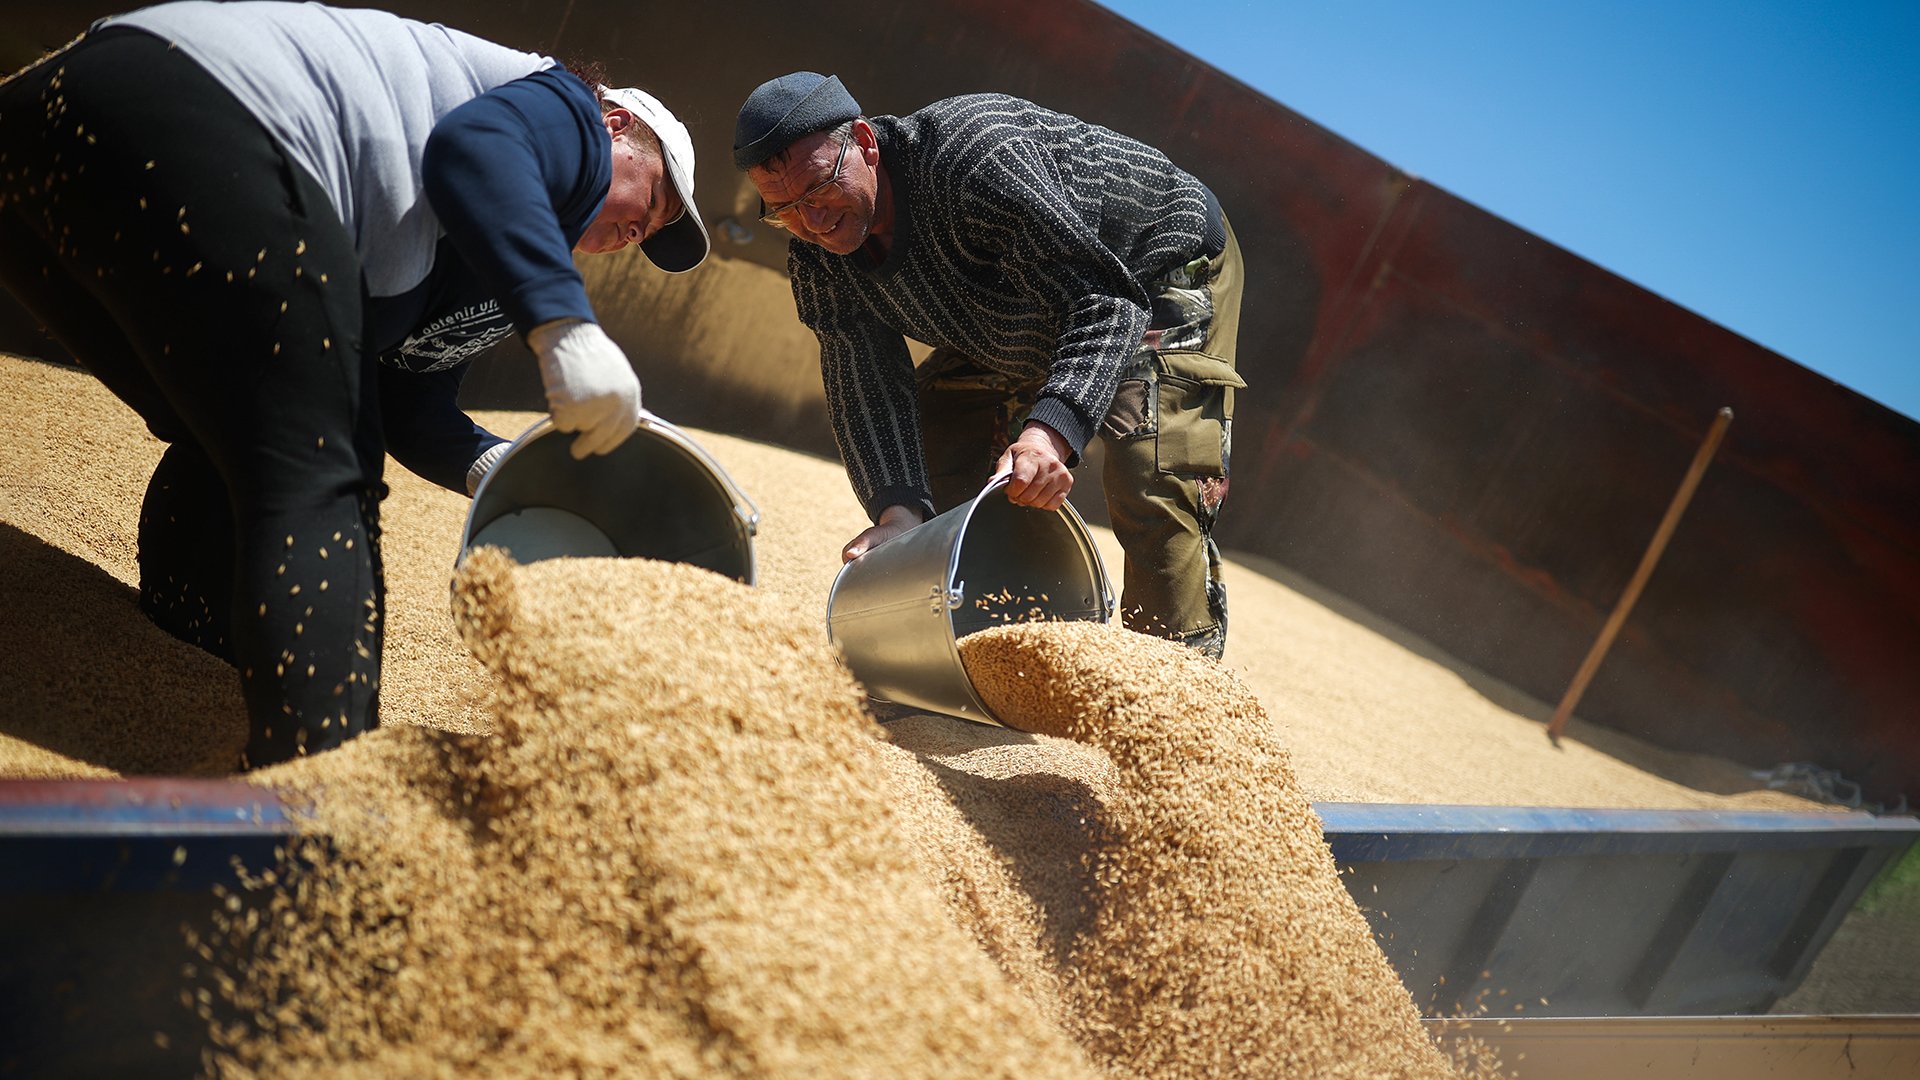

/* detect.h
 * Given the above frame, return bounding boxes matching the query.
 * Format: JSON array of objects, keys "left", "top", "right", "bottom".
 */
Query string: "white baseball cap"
[{"left": 600, "top": 85, "right": 710, "bottom": 273}]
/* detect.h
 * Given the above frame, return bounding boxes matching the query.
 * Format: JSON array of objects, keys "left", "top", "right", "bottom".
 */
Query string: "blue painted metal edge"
[
  {"left": 0, "top": 779, "right": 300, "bottom": 893},
  {"left": 0, "top": 778, "right": 296, "bottom": 836},
  {"left": 7, "top": 782, "right": 1919, "bottom": 887},
  {"left": 1313, "top": 802, "right": 1920, "bottom": 862}
]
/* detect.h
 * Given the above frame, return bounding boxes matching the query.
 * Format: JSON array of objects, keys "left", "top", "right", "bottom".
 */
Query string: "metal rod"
[{"left": 1547, "top": 407, "right": 1734, "bottom": 745}]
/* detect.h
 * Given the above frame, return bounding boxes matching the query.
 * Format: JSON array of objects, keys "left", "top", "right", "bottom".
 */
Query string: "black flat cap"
[{"left": 733, "top": 72, "right": 862, "bottom": 170}]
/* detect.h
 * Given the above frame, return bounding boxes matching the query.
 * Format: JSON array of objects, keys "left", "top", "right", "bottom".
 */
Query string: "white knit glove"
[
  {"left": 526, "top": 318, "right": 642, "bottom": 459},
  {"left": 464, "top": 441, "right": 511, "bottom": 496}
]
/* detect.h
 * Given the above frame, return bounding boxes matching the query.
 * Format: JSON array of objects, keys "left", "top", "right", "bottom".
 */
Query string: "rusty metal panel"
[{"left": 1273, "top": 178, "right": 1920, "bottom": 798}]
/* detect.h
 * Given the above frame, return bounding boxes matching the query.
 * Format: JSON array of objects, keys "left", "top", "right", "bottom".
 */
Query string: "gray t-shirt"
[{"left": 100, "top": 1, "right": 552, "bottom": 298}]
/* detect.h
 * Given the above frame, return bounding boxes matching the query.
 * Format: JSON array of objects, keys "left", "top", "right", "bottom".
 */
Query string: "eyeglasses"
[{"left": 757, "top": 134, "right": 851, "bottom": 229}]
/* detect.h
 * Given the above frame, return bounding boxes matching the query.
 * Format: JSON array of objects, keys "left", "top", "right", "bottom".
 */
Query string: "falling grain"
[
  {"left": 0, "top": 356, "right": 1824, "bottom": 1074},
  {"left": 207, "top": 552, "right": 1100, "bottom": 1077},
  {"left": 960, "top": 621, "right": 1460, "bottom": 1078}
]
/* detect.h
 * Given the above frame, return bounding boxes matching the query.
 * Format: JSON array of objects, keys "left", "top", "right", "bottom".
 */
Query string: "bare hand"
[
  {"left": 995, "top": 422, "right": 1073, "bottom": 510},
  {"left": 842, "top": 503, "right": 926, "bottom": 562}
]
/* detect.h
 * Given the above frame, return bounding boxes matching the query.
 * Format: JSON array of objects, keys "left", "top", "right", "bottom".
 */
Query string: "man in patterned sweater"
[{"left": 734, "top": 72, "right": 1245, "bottom": 658}]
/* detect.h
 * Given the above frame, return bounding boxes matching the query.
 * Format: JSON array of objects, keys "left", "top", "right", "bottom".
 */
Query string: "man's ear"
[{"left": 603, "top": 107, "right": 633, "bottom": 139}]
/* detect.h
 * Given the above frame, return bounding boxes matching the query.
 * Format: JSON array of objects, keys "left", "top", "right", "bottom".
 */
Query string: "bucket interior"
[
  {"left": 949, "top": 496, "right": 1109, "bottom": 638},
  {"left": 464, "top": 424, "right": 754, "bottom": 584},
  {"left": 822, "top": 479, "right": 1110, "bottom": 725}
]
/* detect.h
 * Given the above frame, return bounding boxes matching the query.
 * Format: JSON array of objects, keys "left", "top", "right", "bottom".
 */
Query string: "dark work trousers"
[
  {"left": 0, "top": 29, "right": 384, "bottom": 766},
  {"left": 917, "top": 220, "right": 1245, "bottom": 659}
]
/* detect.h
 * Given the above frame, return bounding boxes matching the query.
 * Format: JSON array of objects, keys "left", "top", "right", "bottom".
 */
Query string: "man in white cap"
[{"left": 0, "top": 2, "right": 709, "bottom": 766}]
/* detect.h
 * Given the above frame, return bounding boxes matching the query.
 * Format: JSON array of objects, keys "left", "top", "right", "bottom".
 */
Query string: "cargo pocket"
[
  {"left": 1100, "top": 378, "right": 1153, "bottom": 441},
  {"left": 1155, "top": 350, "right": 1245, "bottom": 476}
]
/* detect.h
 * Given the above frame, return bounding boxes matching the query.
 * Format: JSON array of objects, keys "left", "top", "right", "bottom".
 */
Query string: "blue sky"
[{"left": 1098, "top": 0, "right": 1920, "bottom": 422}]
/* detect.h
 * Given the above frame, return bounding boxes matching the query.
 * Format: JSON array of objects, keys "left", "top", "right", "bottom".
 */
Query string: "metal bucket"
[
  {"left": 826, "top": 476, "right": 1113, "bottom": 724},
  {"left": 458, "top": 414, "right": 759, "bottom": 584}
]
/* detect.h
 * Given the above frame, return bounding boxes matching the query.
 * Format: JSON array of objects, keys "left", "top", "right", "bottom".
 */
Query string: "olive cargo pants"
[{"left": 916, "top": 221, "right": 1245, "bottom": 658}]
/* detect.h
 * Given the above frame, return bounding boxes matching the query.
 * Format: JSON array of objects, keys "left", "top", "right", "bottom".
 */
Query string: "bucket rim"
[
  {"left": 826, "top": 475, "right": 1115, "bottom": 630},
  {"left": 456, "top": 412, "right": 761, "bottom": 574},
  {"left": 825, "top": 475, "right": 1115, "bottom": 723}
]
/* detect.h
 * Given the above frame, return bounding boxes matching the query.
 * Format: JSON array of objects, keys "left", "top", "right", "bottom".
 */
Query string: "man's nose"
[{"left": 799, "top": 200, "right": 834, "bottom": 229}]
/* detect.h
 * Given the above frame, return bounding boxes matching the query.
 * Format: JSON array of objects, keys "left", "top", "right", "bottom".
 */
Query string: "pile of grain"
[
  {"left": 0, "top": 351, "right": 1820, "bottom": 816},
  {"left": 191, "top": 545, "right": 1476, "bottom": 1077},
  {"left": 959, "top": 621, "right": 1458, "bottom": 1078},
  {"left": 0, "top": 520, "right": 246, "bottom": 776},
  {"left": 12, "top": 350, "right": 1852, "bottom": 1073},
  {"left": 208, "top": 549, "right": 1100, "bottom": 1077}
]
